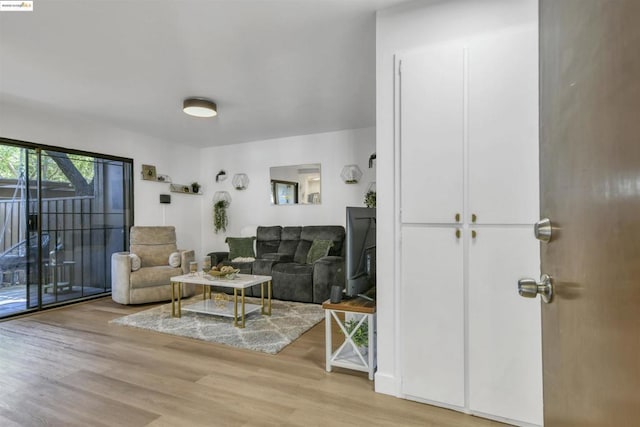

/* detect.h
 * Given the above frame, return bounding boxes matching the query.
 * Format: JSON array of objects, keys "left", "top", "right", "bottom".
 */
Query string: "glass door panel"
[
  {"left": 1, "top": 140, "right": 132, "bottom": 318},
  {"left": 0, "top": 144, "right": 32, "bottom": 315}
]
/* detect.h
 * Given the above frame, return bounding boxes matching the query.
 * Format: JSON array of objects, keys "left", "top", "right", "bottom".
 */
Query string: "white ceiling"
[{"left": 0, "top": 0, "right": 406, "bottom": 148}]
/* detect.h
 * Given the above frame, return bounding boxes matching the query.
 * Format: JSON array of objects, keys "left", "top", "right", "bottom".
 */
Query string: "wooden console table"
[{"left": 323, "top": 297, "right": 376, "bottom": 380}]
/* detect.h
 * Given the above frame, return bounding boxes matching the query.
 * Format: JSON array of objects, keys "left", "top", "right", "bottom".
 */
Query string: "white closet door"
[
  {"left": 401, "top": 226, "right": 464, "bottom": 407},
  {"left": 400, "top": 45, "right": 464, "bottom": 224},
  {"left": 468, "top": 227, "right": 542, "bottom": 425},
  {"left": 467, "top": 25, "right": 539, "bottom": 225}
]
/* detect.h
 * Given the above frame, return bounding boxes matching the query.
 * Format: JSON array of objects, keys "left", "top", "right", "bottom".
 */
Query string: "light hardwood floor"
[{"left": 0, "top": 298, "right": 506, "bottom": 426}]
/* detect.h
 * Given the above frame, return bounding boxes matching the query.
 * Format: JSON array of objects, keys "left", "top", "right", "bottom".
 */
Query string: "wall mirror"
[{"left": 270, "top": 164, "right": 321, "bottom": 205}]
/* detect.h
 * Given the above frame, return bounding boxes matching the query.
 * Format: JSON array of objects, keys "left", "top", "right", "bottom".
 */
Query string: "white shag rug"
[{"left": 109, "top": 297, "right": 324, "bottom": 354}]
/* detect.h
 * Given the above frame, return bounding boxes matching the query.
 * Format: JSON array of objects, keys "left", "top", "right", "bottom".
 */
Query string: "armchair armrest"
[
  {"left": 207, "top": 251, "right": 229, "bottom": 266},
  {"left": 180, "top": 249, "right": 195, "bottom": 274},
  {"left": 312, "top": 256, "right": 345, "bottom": 304},
  {"left": 111, "top": 251, "right": 132, "bottom": 304}
]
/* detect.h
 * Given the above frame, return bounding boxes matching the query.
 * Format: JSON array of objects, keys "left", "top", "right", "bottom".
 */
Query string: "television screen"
[{"left": 345, "top": 207, "right": 376, "bottom": 298}]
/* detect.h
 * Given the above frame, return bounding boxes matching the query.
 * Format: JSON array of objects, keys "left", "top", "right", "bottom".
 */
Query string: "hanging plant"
[
  {"left": 213, "top": 200, "right": 229, "bottom": 233},
  {"left": 364, "top": 190, "right": 376, "bottom": 208}
]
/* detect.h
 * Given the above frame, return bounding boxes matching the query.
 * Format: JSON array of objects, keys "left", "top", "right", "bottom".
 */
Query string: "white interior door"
[
  {"left": 468, "top": 226, "right": 542, "bottom": 425},
  {"left": 467, "top": 24, "right": 539, "bottom": 225},
  {"left": 400, "top": 45, "right": 464, "bottom": 225},
  {"left": 401, "top": 226, "right": 464, "bottom": 407}
]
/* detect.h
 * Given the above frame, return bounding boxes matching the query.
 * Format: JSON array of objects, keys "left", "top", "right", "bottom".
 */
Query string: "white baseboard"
[{"left": 374, "top": 372, "right": 400, "bottom": 396}]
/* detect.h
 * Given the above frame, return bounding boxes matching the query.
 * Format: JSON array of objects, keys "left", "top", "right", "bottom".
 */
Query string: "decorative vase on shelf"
[{"left": 191, "top": 182, "right": 201, "bottom": 194}]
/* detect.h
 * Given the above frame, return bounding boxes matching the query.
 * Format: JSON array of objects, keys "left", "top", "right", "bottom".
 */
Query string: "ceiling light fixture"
[{"left": 183, "top": 97, "right": 217, "bottom": 118}]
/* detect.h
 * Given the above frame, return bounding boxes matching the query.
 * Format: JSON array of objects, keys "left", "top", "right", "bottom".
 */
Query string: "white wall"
[
  {"left": 198, "top": 127, "right": 375, "bottom": 255},
  {"left": 0, "top": 96, "right": 202, "bottom": 254},
  {"left": 375, "top": 0, "right": 538, "bottom": 396}
]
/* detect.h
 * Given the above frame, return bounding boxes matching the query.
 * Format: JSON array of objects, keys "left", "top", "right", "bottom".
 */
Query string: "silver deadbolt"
[
  {"left": 518, "top": 274, "right": 553, "bottom": 303},
  {"left": 534, "top": 218, "right": 552, "bottom": 242}
]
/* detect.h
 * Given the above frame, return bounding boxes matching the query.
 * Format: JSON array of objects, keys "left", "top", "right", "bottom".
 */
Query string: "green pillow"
[
  {"left": 306, "top": 239, "right": 334, "bottom": 264},
  {"left": 226, "top": 237, "right": 256, "bottom": 260}
]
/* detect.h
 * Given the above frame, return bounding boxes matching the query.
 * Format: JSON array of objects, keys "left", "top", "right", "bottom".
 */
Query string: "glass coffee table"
[{"left": 170, "top": 273, "right": 272, "bottom": 328}]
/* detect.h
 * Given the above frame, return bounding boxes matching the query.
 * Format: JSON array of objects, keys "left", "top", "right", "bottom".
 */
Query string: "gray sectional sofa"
[{"left": 208, "top": 225, "right": 345, "bottom": 304}]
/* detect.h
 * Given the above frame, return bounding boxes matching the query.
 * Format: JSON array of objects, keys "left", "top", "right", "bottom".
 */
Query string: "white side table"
[{"left": 323, "top": 297, "right": 376, "bottom": 380}]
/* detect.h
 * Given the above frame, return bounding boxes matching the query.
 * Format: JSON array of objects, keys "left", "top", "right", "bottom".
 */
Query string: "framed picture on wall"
[{"left": 141, "top": 164, "right": 157, "bottom": 181}]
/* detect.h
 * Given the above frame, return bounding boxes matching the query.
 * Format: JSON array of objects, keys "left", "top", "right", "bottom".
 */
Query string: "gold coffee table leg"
[
  {"left": 171, "top": 281, "right": 176, "bottom": 317},
  {"left": 241, "top": 288, "right": 246, "bottom": 328},
  {"left": 233, "top": 288, "right": 238, "bottom": 327},
  {"left": 261, "top": 282, "right": 265, "bottom": 314},
  {"left": 267, "top": 280, "right": 272, "bottom": 315},
  {"left": 177, "top": 282, "right": 182, "bottom": 318}
]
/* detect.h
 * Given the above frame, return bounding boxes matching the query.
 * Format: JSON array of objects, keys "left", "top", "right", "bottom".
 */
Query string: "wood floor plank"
[{"left": 0, "top": 297, "right": 506, "bottom": 426}]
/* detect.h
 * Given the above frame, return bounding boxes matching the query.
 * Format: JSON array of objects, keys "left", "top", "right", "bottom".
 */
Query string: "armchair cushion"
[
  {"left": 168, "top": 251, "right": 181, "bottom": 267},
  {"left": 130, "top": 226, "right": 179, "bottom": 267},
  {"left": 130, "top": 266, "right": 183, "bottom": 289},
  {"left": 306, "top": 240, "right": 334, "bottom": 264},
  {"left": 129, "top": 253, "right": 141, "bottom": 271},
  {"left": 226, "top": 237, "right": 256, "bottom": 259}
]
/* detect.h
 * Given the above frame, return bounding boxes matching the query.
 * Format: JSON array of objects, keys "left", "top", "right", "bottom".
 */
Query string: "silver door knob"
[
  {"left": 534, "top": 218, "right": 552, "bottom": 242},
  {"left": 518, "top": 274, "right": 553, "bottom": 303}
]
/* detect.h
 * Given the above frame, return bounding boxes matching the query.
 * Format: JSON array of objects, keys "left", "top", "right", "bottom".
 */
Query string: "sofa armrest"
[
  {"left": 262, "top": 252, "right": 294, "bottom": 262},
  {"left": 111, "top": 251, "right": 132, "bottom": 304},
  {"left": 312, "top": 256, "right": 344, "bottom": 304},
  {"left": 180, "top": 249, "right": 195, "bottom": 274},
  {"left": 207, "top": 251, "right": 229, "bottom": 266}
]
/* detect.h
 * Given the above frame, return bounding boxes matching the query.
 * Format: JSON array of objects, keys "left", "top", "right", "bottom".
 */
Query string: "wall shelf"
[{"left": 169, "top": 183, "right": 201, "bottom": 195}]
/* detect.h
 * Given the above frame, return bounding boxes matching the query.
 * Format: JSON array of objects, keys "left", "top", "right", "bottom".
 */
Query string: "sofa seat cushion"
[
  {"left": 271, "top": 263, "right": 313, "bottom": 302},
  {"left": 262, "top": 253, "right": 294, "bottom": 262},
  {"left": 253, "top": 258, "right": 278, "bottom": 276},
  {"left": 130, "top": 266, "right": 183, "bottom": 289}
]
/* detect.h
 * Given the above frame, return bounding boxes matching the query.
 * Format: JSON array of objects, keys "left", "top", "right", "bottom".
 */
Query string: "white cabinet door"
[
  {"left": 467, "top": 25, "right": 539, "bottom": 225},
  {"left": 401, "top": 226, "right": 464, "bottom": 407},
  {"left": 400, "top": 45, "right": 464, "bottom": 224},
  {"left": 468, "top": 227, "right": 542, "bottom": 425}
]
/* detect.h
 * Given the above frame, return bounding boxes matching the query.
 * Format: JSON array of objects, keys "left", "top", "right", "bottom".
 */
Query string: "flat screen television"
[{"left": 345, "top": 207, "right": 376, "bottom": 298}]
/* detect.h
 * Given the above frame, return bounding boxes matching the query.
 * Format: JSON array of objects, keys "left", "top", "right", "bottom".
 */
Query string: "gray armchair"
[{"left": 111, "top": 226, "right": 195, "bottom": 304}]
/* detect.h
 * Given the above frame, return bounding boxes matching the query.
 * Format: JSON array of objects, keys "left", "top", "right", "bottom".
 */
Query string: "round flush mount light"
[{"left": 183, "top": 97, "right": 217, "bottom": 118}]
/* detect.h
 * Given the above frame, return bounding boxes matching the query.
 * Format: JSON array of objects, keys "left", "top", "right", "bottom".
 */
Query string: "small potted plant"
[
  {"left": 191, "top": 182, "right": 201, "bottom": 194},
  {"left": 343, "top": 318, "right": 369, "bottom": 355}
]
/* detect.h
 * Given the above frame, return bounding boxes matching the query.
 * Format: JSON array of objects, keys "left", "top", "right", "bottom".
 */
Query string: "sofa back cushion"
[
  {"left": 278, "top": 226, "right": 302, "bottom": 256},
  {"left": 294, "top": 226, "right": 345, "bottom": 264},
  {"left": 256, "top": 226, "right": 282, "bottom": 258},
  {"left": 130, "top": 226, "right": 178, "bottom": 267}
]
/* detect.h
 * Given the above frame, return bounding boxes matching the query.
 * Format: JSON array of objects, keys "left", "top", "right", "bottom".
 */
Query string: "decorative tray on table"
[{"left": 207, "top": 268, "right": 240, "bottom": 280}]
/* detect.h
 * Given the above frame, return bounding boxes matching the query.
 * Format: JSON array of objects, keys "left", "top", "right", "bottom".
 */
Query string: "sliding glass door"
[{"left": 0, "top": 139, "right": 133, "bottom": 318}]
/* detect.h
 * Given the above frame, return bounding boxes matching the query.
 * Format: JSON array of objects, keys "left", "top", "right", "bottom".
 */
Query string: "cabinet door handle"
[
  {"left": 471, "top": 213, "right": 477, "bottom": 223},
  {"left": 471, "top": 230, "right": 477, "bottom": 239},
  {"left": 455, "top": 213, "right": 461, "bottom": 222},
  {"left": 456, "top": 229, "right": 461, "bottom": 239}
]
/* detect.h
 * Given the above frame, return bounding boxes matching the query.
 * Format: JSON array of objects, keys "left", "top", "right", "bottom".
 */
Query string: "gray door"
[{"left": 539, "top": 1, "right": 640, "bottom": 425}]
